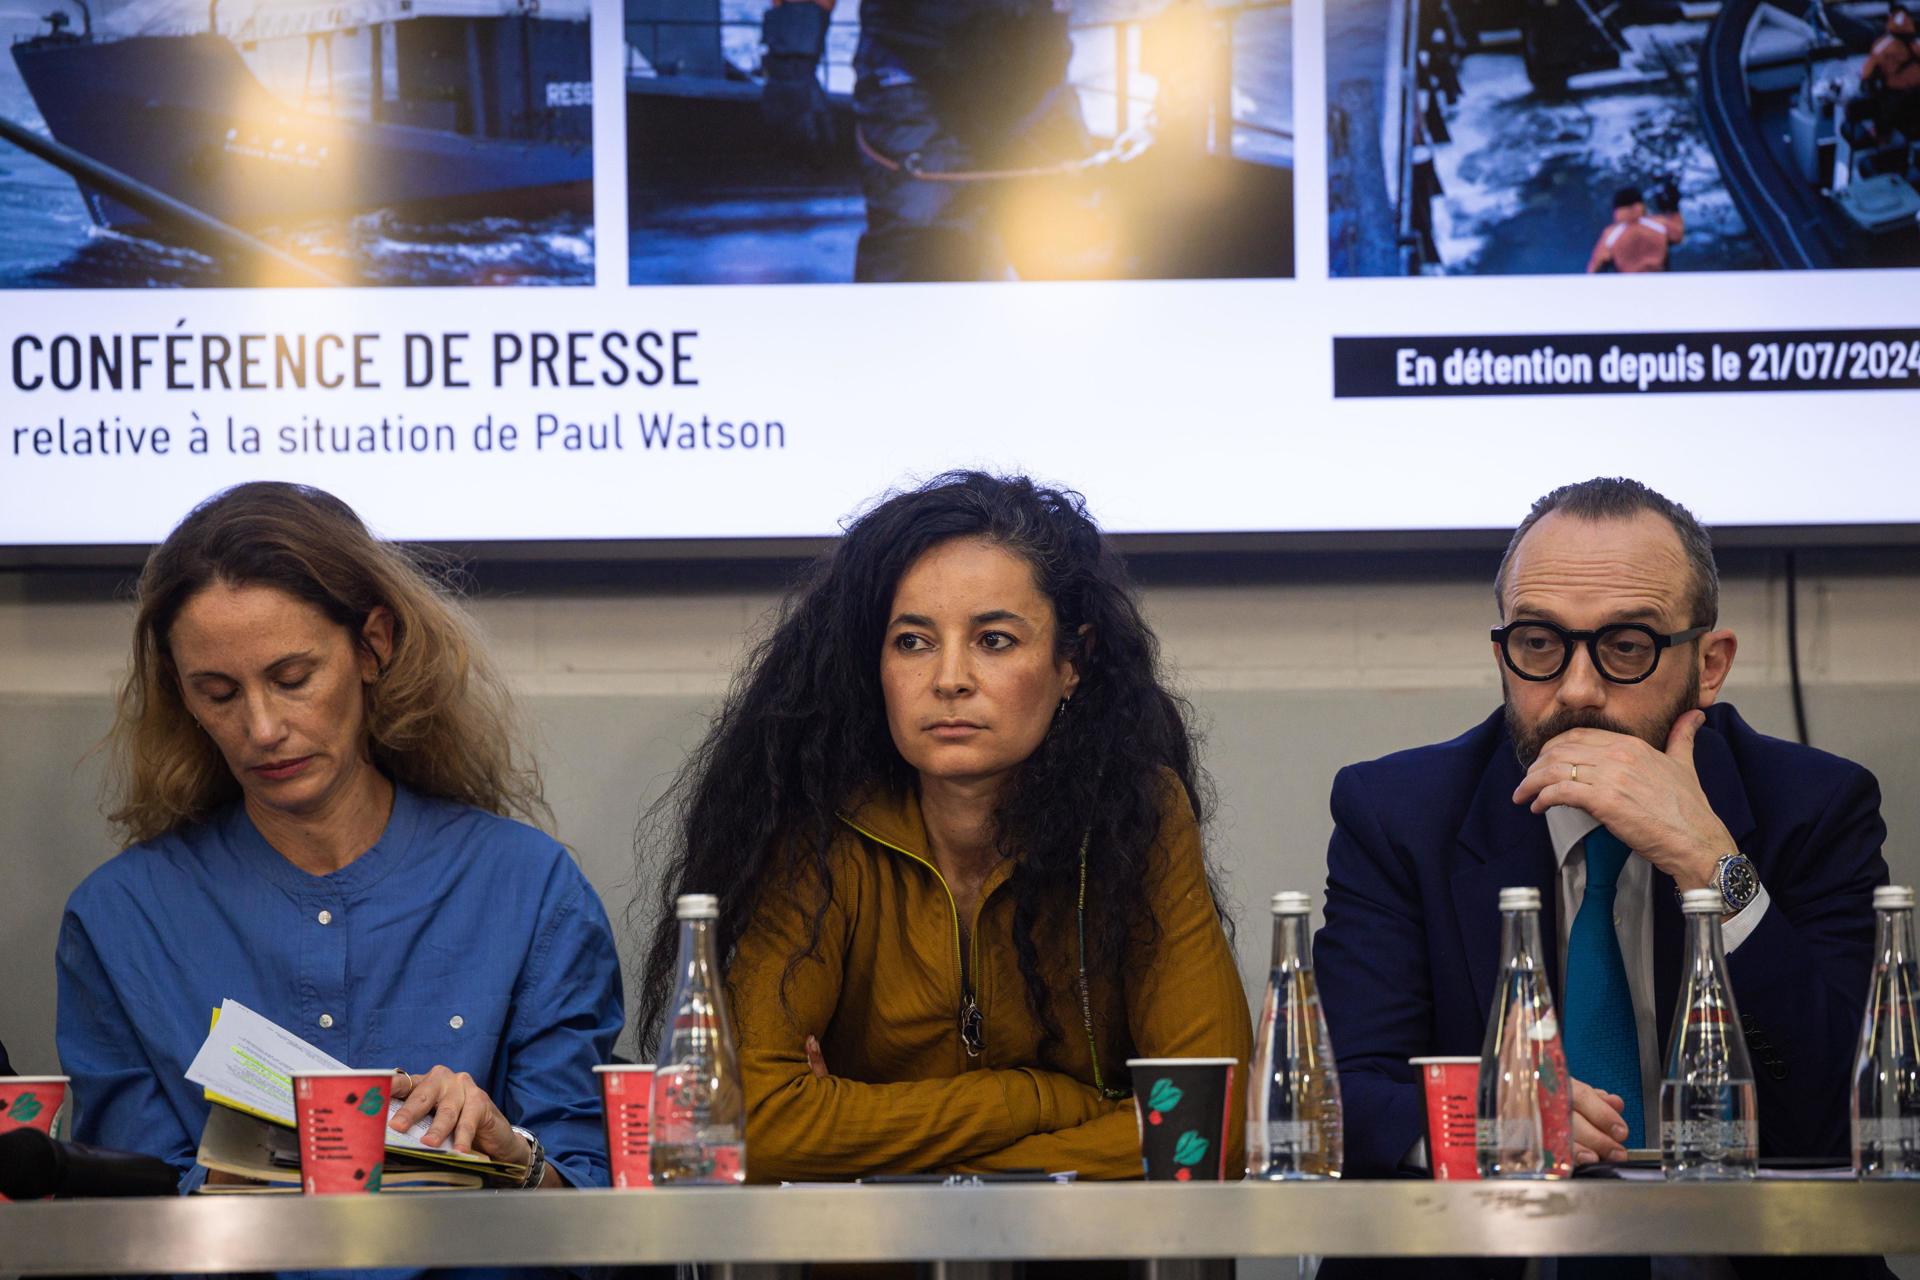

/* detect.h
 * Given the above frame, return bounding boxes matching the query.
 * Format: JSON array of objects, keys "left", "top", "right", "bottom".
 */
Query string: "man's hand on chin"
[{"left": 1511, "top": 709, "right": 1733, "bottom": 891}]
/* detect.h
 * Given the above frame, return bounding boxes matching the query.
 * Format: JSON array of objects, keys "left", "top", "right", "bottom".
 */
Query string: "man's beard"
[{"left": 1505, "top": 663, "right": 1702, "bottom": 768}]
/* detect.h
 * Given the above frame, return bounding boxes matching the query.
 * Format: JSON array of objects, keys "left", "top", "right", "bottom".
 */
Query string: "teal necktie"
[{"left": 1562, "top": 826, "right": 1645, "bottom": 1148}]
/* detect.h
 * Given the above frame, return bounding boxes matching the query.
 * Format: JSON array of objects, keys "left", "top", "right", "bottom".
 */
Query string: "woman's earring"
[{"left": 1055, "top": 697, "right": 1070, "bottom": 720}]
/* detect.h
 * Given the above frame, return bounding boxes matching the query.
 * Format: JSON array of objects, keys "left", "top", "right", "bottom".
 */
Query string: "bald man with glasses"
[{"left": 1315, "top": 477, "right": 1890, "bottom": 1279}]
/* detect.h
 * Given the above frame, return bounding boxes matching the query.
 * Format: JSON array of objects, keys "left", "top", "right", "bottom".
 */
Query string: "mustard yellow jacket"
[{"left": 729, "top": 779, "right": 1252, "bottom": 1182}]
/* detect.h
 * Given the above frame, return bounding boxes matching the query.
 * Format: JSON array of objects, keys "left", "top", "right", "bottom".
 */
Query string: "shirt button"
[
  {"left": 449, "top": 1015, "right": 464, "bottom": 1030},
  {"left": 317, "top": 910, "right": 333, "bottom": 925},
  {"left": 318, "top": 1014, "right": 334, "bottom": 1029}
]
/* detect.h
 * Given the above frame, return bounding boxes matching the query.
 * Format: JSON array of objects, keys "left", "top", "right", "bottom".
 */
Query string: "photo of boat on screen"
[
  {"left": 0, "top": 0, "right": 593, "bottom": 287},
  {"left": 1327, "top": 0, "right": 1920, "bottom": 275},
  {"left": 625, "top": 0, "right": 1294, "bottom": 284}
]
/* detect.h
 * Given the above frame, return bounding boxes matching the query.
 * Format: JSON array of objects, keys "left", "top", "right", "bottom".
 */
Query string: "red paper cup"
[
  {"left": 595, "top": 1064, "right": 655, "bottom": 1189},
  {"left": 1411, "top": 1056, "right": 1480, "bottom": 1181},
  {"left": 0, "top": 1076, "right": 69, "bottom": 1202},
  {"left": 292, "top": 1069, "right": 393, "bottom": 1195},
  {"left": 0, "top": 1076, "right": 67, "bottom": 1140}
]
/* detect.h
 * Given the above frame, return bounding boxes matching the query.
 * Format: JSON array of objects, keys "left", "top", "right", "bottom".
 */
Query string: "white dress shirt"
[
  {"left": 1545, "top": 804, "right": 1770, "bottom": 1144},
  {"left": 1544, "top": 808, "right": 1769, "bottom": 1280}
]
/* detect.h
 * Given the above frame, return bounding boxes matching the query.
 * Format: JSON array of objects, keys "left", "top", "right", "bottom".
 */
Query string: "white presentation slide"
[{"left": 1, "top": 0, "right": 1915, "bottom": 547}]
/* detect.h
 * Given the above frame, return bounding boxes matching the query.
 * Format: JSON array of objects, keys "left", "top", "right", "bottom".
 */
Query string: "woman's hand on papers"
[{"left": 390, "top": 1064, "right": 530, "bottom": 1165}]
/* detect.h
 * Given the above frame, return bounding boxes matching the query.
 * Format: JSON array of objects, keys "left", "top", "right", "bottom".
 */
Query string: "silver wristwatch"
[
  {"left": 1712, "top": 853, "right": 1760, "bottom": 913},
  {"left": 510, "top": 1124, "right": 546, "bottom": 1190}
]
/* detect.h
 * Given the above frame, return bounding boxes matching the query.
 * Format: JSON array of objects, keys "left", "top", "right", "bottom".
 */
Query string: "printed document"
[{"left": 184, "top": 997, "right": 477, "bottom": 1158}]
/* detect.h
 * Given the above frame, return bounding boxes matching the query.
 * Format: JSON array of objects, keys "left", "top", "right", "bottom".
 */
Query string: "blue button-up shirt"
[{"left": 56, "top": 783, "right": 623, "bottom": 1274}]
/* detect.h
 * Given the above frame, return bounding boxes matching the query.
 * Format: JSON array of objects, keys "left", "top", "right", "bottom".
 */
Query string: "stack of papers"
[{"left": 185, "top": 999, "right": 526, "bottom": 1192}]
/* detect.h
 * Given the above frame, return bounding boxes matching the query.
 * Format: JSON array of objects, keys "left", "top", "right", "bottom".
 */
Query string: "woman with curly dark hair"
[{"left": 634, "top": 471, "right": 1250, "bottom": 1181}]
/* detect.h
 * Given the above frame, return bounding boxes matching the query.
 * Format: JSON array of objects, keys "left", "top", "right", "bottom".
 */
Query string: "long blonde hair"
[{"left": 107, "top": 482, "right": 549, "bottom": 843}]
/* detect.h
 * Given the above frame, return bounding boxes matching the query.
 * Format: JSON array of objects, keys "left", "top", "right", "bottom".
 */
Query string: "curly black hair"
[{"left": 632, "top": 471, "right": 1224, "bottom": 1060}]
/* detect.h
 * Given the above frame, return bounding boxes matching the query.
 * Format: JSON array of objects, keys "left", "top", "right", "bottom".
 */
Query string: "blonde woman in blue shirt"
[{"left": 57, "top": 482, "right": 621, "bottom": 1225}]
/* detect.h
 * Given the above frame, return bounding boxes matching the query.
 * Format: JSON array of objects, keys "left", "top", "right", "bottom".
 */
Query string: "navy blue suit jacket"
[{"left": 1317, "top": 702, "right": 1889, "bottom": 1177}]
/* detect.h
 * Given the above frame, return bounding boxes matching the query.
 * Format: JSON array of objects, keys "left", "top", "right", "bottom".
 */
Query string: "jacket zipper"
[{"left": 840, "top": 815, "right": 985, "bottom": 1059}]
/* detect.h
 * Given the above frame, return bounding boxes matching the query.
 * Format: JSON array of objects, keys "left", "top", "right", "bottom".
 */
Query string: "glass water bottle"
[
  {"left": 1247, "top": 890, "right": 1343, "bottom": 1178},
  {"left": 651, "top": 893, "right": 747, "bottom": 1185},
  {"left": 1661, "top": 888, "right": 1758, "bottom": 1181},
  {"left": 1476, "top": 886, "right": 1574, "bottom": 1178},
  {"left": 1854, "top": 884, "right": 1920, "bottom": 1178}
]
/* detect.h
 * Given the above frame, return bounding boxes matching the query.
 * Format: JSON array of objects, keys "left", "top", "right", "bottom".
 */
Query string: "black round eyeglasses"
[{"left": 1491, "top": 620, "right": 1708, "bottom": 685}]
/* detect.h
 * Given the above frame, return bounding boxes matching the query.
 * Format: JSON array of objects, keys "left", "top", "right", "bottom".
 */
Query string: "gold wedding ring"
[{"left": 1570, "top": 763, "right": 1579, "bottom": 783}]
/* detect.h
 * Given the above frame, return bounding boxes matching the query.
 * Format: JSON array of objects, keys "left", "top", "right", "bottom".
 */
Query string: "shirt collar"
[
  {"left": 225, "top": 778, "right": 422, "bottom": 897},
  {"left": 1545, "top": 804, "right": 1602, "bottom": 869},
  {"left": 838, "top": 783, "right": 1018, "bottom": 905},
  {"left": 837, "top": 783, "right": 930, "bottom": 859}
]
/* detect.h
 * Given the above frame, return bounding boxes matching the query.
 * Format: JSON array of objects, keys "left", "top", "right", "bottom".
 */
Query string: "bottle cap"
[
  {"left": 676, "top": 893, "right": 719, "bottom": 919},
  {"left": 1680, "top": 888, "right": 1723, "bottom": 913},
  {"left": 1874, "top": 885, "right": 1916, "bottom": 910},
  {"left": 1497, "top": 887, "right": 1540, "bottom": 911},
  {"left": 1270, "top": 891, "right": 1313, "bottom": 916}
]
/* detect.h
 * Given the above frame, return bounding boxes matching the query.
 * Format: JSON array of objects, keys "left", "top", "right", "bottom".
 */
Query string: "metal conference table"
[{"left": 3, "top": 1181, "right": 1918, "bottom": 1278}]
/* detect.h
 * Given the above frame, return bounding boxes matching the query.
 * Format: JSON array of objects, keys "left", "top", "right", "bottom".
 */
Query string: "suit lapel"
[
  {"left": 1652, "top": 720, "right": 1757, "bottom": 1058},
  {"left": 1652, "top": 866, "right": 1682, "bottom": 1061},
  {"left": 1453, "top": 734, "right": 1561, "bottom": 1023}
]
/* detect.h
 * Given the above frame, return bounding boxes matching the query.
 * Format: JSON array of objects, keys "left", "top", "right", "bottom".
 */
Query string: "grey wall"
[{"left": 3, "top": 555, "right": 1917, "bottom": 1074}]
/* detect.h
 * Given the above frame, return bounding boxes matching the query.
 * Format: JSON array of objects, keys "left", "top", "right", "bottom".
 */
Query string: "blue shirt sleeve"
[
  {"left": 501, "top": 865, "right": 625, "bottom": 1188},
  {"left": 56, "top": 907, "right": 204, "bottom": 1194}
]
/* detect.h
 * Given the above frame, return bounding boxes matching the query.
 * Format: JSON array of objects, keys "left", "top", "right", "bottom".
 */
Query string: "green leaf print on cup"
[
  {"left": 6, "top": 1092, "right": 43, "bottom": 1124},
  {"left": 1171, "top": 1130, "right": 1210, "bottom": 1181},
  {"left": 357, "top": 1085, "right": 386, "bottom": 1117},
  {"left": 1145, "top": 1077, "right": 1184, "bottom": 1125}
]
